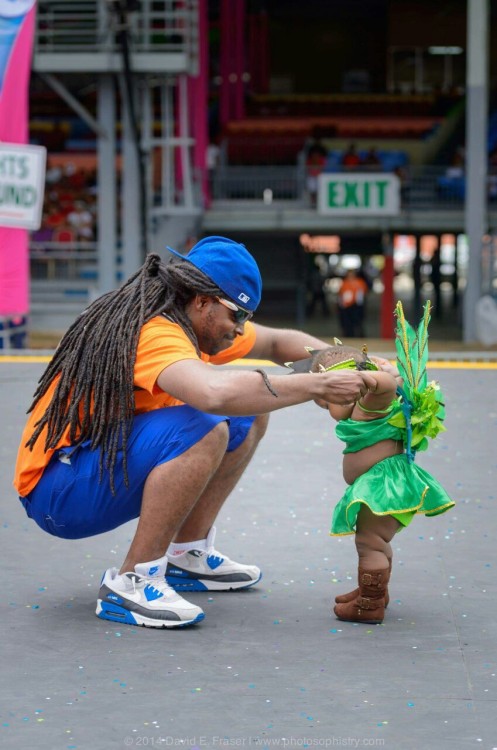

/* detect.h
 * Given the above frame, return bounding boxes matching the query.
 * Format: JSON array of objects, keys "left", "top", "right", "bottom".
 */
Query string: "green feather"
[
  {"left": 391, "top": 300, "right": 446, "bottom": 451},
  {"left": 413, "top": 301, "right": 431, "bottom": 390},
  {"left": 394, "top": 301, "right": 416, "bottom": 400},
  {"left": 394, "top": 300, "right": 432, "bottom": 400}
]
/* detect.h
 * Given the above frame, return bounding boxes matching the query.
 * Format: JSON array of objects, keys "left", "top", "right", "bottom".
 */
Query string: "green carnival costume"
[{"left": 331, "top": 301, "right": 454, "bottom": 536}]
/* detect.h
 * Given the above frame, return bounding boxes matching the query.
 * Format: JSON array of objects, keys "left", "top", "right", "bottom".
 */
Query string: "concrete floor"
[{"left": 1, "top": 359, "right": 496, "bottom": 750}]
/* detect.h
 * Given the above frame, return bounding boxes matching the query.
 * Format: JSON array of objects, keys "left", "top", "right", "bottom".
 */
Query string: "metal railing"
[
  {"left": 35, "top": 0, "right": 198, "bottom": 56},
  {"left": 211, "top": 165, "right": 307, "bottom": 203},
  {"left": 210, "top": 164, "right": 497, "bottom": 210},
  {"left": 26, "top": 168, "right": 497, "bottom": 283},
  {"left": 0, "top": 317, "right": 28, "bottom": 350},
  {"left": 30, "top": 243, "right": 100, "bottom": 281}
]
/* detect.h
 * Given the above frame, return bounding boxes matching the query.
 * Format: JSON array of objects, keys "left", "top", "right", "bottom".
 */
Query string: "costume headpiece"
[{"left": 284, "top": 340, "right": 378, "bottom": 374}]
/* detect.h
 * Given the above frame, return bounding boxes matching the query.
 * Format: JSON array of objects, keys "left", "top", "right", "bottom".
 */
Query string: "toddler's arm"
[
  {"left": 327, "top": 402, "right": 355, "bottom": 421},
  {"left": 327, "top": 370, "right": 397, "bottom": 422},
  {"left": 355, "top": 370, "right": 398, "bottom": 414}
]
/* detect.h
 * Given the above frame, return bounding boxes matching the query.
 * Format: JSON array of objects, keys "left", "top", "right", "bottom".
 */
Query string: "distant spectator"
[
  {"left": 362, "top": 147, "right": 382, "bottom": 170},
  {"left": 337, "top": 269, "right": 369, "bottom": 338},
  {"left": 44, "top": 202, "right": 68, "bottom": 231},
  {"left": 445, "top": 148, "right": 465, "bottom": 179},
  {"left": 45, "top": 164, "right": 63, "bottom": 185},
  {"left": 306, "top": 254, "right": 329, "bottom": 317},
  {"left": 342, "top": 143, "right": 361, "bottom": 170},
  {"left": 38, "top": 162, "right": 100, "bottom": 241},
  {"left": 393, "top": 165, "right": 410, "bottom": 206},
  {"left": 67, "top": 200, "right": 95, "bottom": 241},
  {"left": 207, "top": 139, "right": 221, "bottom": 193},
  {"left": 488, "top": 147, "right": 497, "bottom": 199},
  {"left": 305, "top": 140, "right": 328, "bottom": 206}
]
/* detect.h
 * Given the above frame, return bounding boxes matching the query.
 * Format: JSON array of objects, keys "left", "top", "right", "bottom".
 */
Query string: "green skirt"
[{"left": 331, "top": 454, "right": 454, "bottom": 536}]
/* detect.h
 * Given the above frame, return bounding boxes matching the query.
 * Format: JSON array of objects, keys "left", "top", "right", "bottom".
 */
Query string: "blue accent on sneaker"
[
  {"left": 97, "top": 602, "right": 138, "bottom": 625},
  {"left": 167, "top": 567, "right": 190, "bottom": 577},
  {"left": 206, "top": 554, "right": 224, "bottom": 570},
  {"left": 165, "top": 577, "right": 209, "bottom": 592},
  {"left": 106, "top": 593, "right": 124, "bottom": 604},
  {"left": 178, "top": 612, "right": 205, "bottom": 627},
  {"left": 166, "top": 573, "right": 262, "bottom": 592},
  {"left": 97, "top": 602, "right": 205, "bottom": 628},
  {"left": 148, "top": 566, "right": 160, "bottom": 576},
  {"left": 143, "top": 584, "right": 164, "bottom": 602}
]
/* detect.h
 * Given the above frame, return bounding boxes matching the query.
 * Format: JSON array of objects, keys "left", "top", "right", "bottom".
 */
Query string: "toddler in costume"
[{"left": 293, "top": 301, "right": 454, "bottom": 624}]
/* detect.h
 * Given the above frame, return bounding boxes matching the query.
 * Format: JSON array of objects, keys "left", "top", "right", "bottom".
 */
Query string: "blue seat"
[{"left": 438, "top": 176, "right": 465, "bottom": 200}]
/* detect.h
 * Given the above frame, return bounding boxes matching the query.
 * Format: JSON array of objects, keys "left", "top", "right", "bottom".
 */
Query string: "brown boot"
[
  {"left": 335, "top": 557, "right": 392, "bottom": 608},
  {"left": 333, "top": 567, "right": 390, "bottom": 624}
]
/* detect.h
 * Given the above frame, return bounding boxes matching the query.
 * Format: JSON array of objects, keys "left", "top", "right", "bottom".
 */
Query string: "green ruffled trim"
[
  {"left": 329, "top": 497, "right": 455, "bottom": 537},
  {"left": 387, "top": 381, "right": 446, "bottom": 452}
]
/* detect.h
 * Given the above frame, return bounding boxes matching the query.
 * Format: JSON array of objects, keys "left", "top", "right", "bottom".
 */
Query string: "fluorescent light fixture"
[{"left": 428, "top": 46, "right": 463, "bottom": 55}]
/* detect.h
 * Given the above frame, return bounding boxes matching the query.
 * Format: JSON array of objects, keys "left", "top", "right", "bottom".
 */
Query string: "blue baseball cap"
[{"left": 167, "top": 235, "right": 262, "bottom": 312}]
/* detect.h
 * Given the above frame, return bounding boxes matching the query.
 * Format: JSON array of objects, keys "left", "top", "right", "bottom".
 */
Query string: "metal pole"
[
  {"left": 120, "top": 75, "right": 142, "bottom": 281},
  {"left": 142, "top": 79, "right": 154, "bottom": 256},
  {"left": 380, "top": 233, "right": 395, "bottom": 339},
  {"left": 178, "top": 75, "right": 194, "bottom": 208},
  {"left": 464, "top": 0, "right": 489, "bottom": 342},
  {"left": 412, "top": 235, "right": 422, "bottom": 323},
  {"left": 97, "top": 75, "right": 117, "bottom": 295}
]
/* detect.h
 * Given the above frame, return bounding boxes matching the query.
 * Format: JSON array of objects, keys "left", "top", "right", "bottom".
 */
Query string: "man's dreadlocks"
[{"left": 26, "top": 254, "right": 225, "bottom": 493}]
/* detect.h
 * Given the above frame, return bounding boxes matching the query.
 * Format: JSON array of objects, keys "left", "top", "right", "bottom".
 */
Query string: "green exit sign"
[{"left": 318, "top": 173, "right": 400, "bottom": 216}]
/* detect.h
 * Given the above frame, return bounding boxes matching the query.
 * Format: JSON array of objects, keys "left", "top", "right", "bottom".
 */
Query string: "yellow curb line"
[
  {"left": 0, "top": 356, "right": 53, "bottom": 363},
  {"left": 427, "top": 361, "right": 497, "bottom": 369},
  {"left": 1, "top": 356, "right": 497, "bottom": 369}
]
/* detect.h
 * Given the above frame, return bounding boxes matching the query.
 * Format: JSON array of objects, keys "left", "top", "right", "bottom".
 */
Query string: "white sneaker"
[
  {"left": 165, "top": 527, "right": 262, "bottom": 592},
  {"left": 96, "top": 562, "right": 205, "bottom": 628}
]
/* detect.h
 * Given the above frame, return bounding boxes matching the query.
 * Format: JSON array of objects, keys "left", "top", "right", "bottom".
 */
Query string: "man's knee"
[
  {"left": 203, "top": 421, "right": 230, "bottom": 456},
  {"left": 243, "top": 413, "right": 269, "bottom": 453},
  {"left": 252, "top": 413, "right": 269, "bottom": 442}
]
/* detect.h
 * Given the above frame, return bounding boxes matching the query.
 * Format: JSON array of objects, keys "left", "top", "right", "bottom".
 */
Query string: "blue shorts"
[{"left": 20, "top": 406, "right": 256, "bottom": 540}]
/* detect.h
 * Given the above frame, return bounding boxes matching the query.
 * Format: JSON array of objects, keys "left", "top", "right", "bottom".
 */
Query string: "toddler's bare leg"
[
  {"left": 333, "top": 506, "right": 400, "bottom": 624},
  {"left": 355, "top": 505, "right": 400, "bottom": 569}
]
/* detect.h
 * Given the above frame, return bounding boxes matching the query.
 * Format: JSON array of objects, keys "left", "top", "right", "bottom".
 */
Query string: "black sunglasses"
[{"left": 215, "top": 297, "right": 253, "bottom": 324}]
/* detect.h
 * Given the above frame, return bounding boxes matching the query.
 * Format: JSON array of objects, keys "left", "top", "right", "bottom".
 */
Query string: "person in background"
[
  {"left": 362, "top": 147, "right": 382, "bottom": 170},
  {"left": 337, "top": 269, "right": 369, "bottom": 337},
  {"left": 341, "top": 144, "right": 361, "bottom": 170},
  {"left": 305, "top": 140, "right": 328, "bottom": 207}
]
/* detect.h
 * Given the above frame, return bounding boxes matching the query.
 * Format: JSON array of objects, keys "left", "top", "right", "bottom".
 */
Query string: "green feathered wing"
[{"left": 387, "top": 301, "right": 446, "bottom": 452}]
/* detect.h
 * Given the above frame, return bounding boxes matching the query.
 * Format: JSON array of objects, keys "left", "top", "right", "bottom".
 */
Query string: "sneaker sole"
[
  {"left": 165, "top": 572, "right": 262, "bottom": 592},
  {"left": 96, "top": 600, "right": 205, "bottom": 628}
]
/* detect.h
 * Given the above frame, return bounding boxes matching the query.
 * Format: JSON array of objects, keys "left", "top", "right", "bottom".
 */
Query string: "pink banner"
[{"left": 0, "top": 1, "right": 36, "bottom": 316}]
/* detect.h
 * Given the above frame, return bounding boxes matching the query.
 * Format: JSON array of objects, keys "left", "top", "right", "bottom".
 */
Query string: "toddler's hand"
[
  {"left": 314, "top": 397, "right": 330, "bottom": 409},
  {"left": 369, "top": 355, "right": 400, "bottom": 379}
]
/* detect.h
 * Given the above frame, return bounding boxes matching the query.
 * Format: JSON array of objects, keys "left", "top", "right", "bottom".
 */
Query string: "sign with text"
[
  {"left": 318, "top": 173, "right": 400, "bottom": 216},
  {"left": 0, "top": 142, "right": 46, "bottom": 229}
]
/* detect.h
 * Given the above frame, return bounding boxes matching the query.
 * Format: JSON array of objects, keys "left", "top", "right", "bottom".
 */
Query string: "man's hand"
[{"left": 316, "top": 370, "right": 377, "bottom": 406}]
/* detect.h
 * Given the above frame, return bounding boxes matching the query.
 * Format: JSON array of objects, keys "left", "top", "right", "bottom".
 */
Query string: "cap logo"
[{"left": 238, "top": 293, "right": 250, "bottom": 304}]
